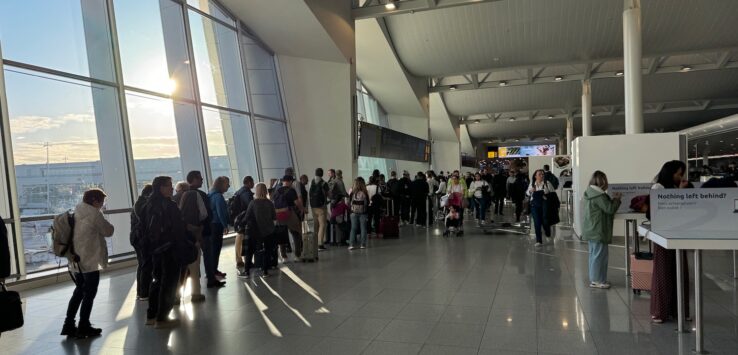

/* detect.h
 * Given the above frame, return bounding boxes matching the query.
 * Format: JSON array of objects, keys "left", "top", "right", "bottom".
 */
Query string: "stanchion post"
[
  {"left": 694, "top": 250, "right": 705, "bottom": 354},
  {"left": 624, "top": 220, "right": 631, "bottom": 276},
  {"left": 676, "top": 248, "right": 685, "bottom": 333}
]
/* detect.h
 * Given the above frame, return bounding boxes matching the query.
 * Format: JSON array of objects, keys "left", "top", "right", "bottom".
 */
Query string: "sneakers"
[
  {"left": 589, "top": 282, "right": 611, "bottom": 289},
  {"left": 75, "top": 325, "right": 102, "bottom": 338},
  {"left": 136, "top": 295, "right": 149, "bottom": 302},
  {"left": 359, "top": 245, "right": 366, "bottom": 249},
  {"left": 318, "top": 245, "right": 327, "bottom": 251},
  {"left": 207, "top": 280, "right": 226, "bottom": 288},
  {"left": 535, "top": 242, "right": 543, "bottom": 247},
  {"left": 348, "top": 246, "right": 357, "bottom": 250},
  {"left": 154, "top": 319, "right": 180, "bottom": 329},
  {"left": 191, "top": 294, "right": 206, "bottom": 303},
  {"left": 60, "top": 323, "right": 77, "bottom": 337},
  {"left": 237, "top": 270, "right": 250, "bottom": 279}
]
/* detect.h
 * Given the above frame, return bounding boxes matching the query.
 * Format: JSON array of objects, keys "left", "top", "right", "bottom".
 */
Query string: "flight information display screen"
[{"left": 359, "top": 122, "right": 430, "bottom": 162}]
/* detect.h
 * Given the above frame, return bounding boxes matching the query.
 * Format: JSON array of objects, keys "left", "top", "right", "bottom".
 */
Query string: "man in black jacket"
[
  {"left": 492, "top": 170, "right": 508, "bottom": 215},
  {"left": 410, "top": 172, "right": 429, "bottom": 227},
  {"left": 185, "top": 171, "right": 224, "bottom": 289},
  {"left": 0, "top": 217, "right": 9, "bottom": 281},
  {"left": 398, "top": 171, "right": 412, "bottom": 225},
  {"left": 386, "top": 171, "right": 400, "bottom": 217}
]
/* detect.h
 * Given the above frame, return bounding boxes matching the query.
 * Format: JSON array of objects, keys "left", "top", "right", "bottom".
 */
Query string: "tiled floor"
[{"left": 2, "top": 210, "right": 738, "bottom": 355}]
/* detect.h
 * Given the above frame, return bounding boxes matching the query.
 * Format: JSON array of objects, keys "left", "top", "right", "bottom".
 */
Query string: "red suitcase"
[
  {"left": 631, "top": 238, "right": 653, "bottom": 294},
  {"left": 379, "top": 200, "right": 399, "bottom": 239}
]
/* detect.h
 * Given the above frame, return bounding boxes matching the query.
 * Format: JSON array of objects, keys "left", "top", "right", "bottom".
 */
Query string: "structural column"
[
  {"left": 581, "top": 79, "right": 592, "bottom": 136},
  {"left": 623, "top": 0, "right": 644, "bottom": 134},
  {"left": 566, "top": 116, "right": 574, "bottom": 155}
]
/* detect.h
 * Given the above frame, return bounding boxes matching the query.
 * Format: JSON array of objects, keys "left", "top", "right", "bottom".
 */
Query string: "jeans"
[
  {"left": 65, "top": 271, "right": 100, "bottom": 327},
  {"left": 201, "top": 234, "right": 216, "bottom": 282},
  {"left": 134, "top": 246, "right": 152, "bottom": 298},
  {"left": 312, "top": 207, "right": 327, "bottom": 245},
  {"left": 349, "top": 213, "right": 368, "bottom": 247},
  {"left": 473, "top": 197, "right": 487, "bottom": 221},
  {"left": 493, "top": 196, "right": 505, "bottom": 215},
  {"left": 147, "top": 251, "right": 180, "bottom": 321},
  {"left": 210, "top": 223, "right": 225, "bottom": 273},
  {"left": 530, "top": 204, "right": 550, "bottom": 243},
  {"left": 244, "top": 237, "right": 271, "bottom": 272},
  {"left": 588, "top": 241, "right": 609, "bottom": 283}
]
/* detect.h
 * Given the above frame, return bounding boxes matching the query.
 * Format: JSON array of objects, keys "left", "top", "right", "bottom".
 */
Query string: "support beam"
[
  {"left": 353, "top": 0, "right": 503, "bottom": 19},
  {"left": 566, "top": 115, "right": 574, "bottom": 155},
  {"left": 623, "top": 0, "right": 644, "bottom": 134},
  {"left": 581, "top": 79, "right": 592, "bottom": 136}
]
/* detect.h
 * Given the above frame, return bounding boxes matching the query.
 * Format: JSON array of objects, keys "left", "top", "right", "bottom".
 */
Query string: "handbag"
[{"left": 0, "top": 282, "right": 24, "bottom": 333}]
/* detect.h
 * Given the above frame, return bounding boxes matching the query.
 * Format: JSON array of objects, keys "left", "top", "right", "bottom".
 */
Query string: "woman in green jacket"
[{"left": 582, "top": 171, "right": 621, "bottom": 289}]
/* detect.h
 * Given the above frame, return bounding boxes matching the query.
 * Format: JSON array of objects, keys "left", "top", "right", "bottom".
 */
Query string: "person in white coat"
[{"left": 62, "top": 188, "right": 114, "bottom": 339}]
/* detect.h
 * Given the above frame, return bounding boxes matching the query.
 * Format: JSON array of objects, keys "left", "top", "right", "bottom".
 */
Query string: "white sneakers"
[{"left": 589, "top": 281, "right": 611, "bottom": 289}]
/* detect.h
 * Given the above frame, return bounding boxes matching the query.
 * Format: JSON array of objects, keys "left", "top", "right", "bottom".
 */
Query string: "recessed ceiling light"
[
  {"left": 493, "top": 57, "right": 500, "bottom": 62},
  {"left": 547, "top": 115, "right": 553, "bottom": 119},
  {"left": 554, "top": 76, "right": 564, "bottom": 81},
  {"left": 449, "top": 85, "right": 457, "bottom": 91},
  {"left": 499, "top": 81, "right": 508, "bottom": 87},
  {"left": 615, "top": 70, "right": 624, "bottom": 76},
  {"left": 720, "top": 140, "right": 724, "bottom": 143},
  {"left": 385, "top": 1, "right": 396, "bottom": 10},
  {"left": 515, "top": 138, "right": 520, "bottom": 142},
  {"left": 509, "top": 117, "right": 516, "bottom": 121},
  {"left": 680, "top": 65, "right": 692, "bottom": 72}
]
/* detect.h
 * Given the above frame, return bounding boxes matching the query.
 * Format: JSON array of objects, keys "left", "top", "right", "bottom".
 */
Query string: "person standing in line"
[
  {"left": 272, "top": 175, "right": 303, "bottom": 262},
  {"left": 310, "top": 168, "right": 330, "bottom": 251},
  {"left": 61, "top": 189, "right": 114, "bottom": 338},
  {"left": 582, "top": 171, "right": 621, "bottom": 289},
  {"left": 527, "top": 169, "right": 554, "bottom": 246},
  {"left": 446, "top": 173, "right": 467, "bottom": 236},
  {"left": 492, "top": 169, "right": 508, "bottom": 216},
  {"left": 426, "top": 171, "right": 439, "bottom": 226},
  {"left": 144, "top": 176, "right": 187, "bottom": 328},
  {"left": 469, "top": 172, "right": 491, "bottom": 226},
  {"left": 386, "top": 171, "right": 400, "bottom": 217},
  {"left": 131, "top": 184, "right": 153, "bottom": 301},
  {"left": 410, "top": 172, "right": 429, "bottom": 227},
  {"left": 207, "top": 176, "right": 230, "bottom": 280},
  {"left": 398, "top": 171, "right": 412, "bottom": 225},
  {"left": 348, "top": 177, "right": 369, "bottom": 250},
  {"left": 184, "top": 171, "right": 223, "bottom": 288},
  {"left": 650, "top": 160, "right": 690, "bottom": 324},
  {"left": 543, "top": 164, "right": 560, "bottom": 190},
  {"left": 365, "top": 176, "right": 380, "bottom": 236},
  {"left": 240, "top": 183, "right": 276, "bottom": 278},
  {"left": 173, "top": 182, "right": 208, "bottom": 302},
  {"left": 509, "top": 169, "right": 528, "bottom": 222},
  {"left": 232, "top": 176, "right": 254, "bottom": 273}
]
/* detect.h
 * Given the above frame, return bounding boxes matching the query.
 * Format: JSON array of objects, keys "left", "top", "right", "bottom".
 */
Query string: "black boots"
[{"left": 61, "top": 322, "right": 102, "bottom": 338}]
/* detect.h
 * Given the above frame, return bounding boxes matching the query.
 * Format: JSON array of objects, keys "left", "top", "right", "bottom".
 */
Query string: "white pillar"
[
  {"left": 581, "top": 79, "right": 592, "bottom": 136},
  {"left": 566, "top": 116, "right": 574, "bottom": 155},
  {"left": 623, "top": 0, "right": 644, "bottom": 134}
]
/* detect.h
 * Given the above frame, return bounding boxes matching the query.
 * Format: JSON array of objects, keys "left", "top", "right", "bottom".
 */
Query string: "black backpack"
[
  {"left": 309, "top": 180, "right": 328, "bottom": 208},
  {"left": 227, "top": 191, "right": 245, "bottom": 224}
]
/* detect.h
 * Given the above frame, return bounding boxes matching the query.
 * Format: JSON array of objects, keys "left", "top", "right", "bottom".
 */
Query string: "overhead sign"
[
  {"left": 650, "top": 188, "right": 738, "bottom": 235},
  {"left": 498, "top": 145, "right": 556, "bottom": 157},
  {"left": 608, "top": 183, "right": 653, "bottom": 214}
]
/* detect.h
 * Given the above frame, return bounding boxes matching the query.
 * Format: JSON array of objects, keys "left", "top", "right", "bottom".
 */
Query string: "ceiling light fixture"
[
  {"left": 499, "top": 81, "right": 508, "bottom": 87},
  {"left": 385, "top": 1, "right": 397, "bottom": 10},
  {"left": 509, "top": 117, "right": 516, "bottom": 121},
  {"left": 554, "top": 75, "right": 564, "bottom": 81},
  {"left": 449, "top": 85, "right": 457, "bottom": 91},
  {"left": 547, "top": 115, "right": 554, "bottom": 119},
  {"left": 615, "top": 70, "right": 624, "bottom": 77},
  {"left": 680, "top": 65, "right": 692, "bottom": 72}
]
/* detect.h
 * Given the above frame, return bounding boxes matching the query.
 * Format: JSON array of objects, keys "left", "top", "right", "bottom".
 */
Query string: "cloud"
[{"left": 10, "top": 113, "right": 94, "bottom": 134}]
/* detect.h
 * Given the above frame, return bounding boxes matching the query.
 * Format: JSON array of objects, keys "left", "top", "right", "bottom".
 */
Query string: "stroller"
[{"left": 441, "top": 193, "right": 464, "bottom": 237}]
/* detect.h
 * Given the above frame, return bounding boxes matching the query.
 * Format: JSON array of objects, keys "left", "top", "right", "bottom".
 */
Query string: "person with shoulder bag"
[
  {"left": 527, "top": 169, "right": 555, "bottom": 246},
  {"left": 173, "top": 181, "right": 208, "bottom": 303},
  {"left": 348, "top": 177, "right": 370, "bottom": 250},
  {"left": 272, "top": 175, "right": 303, "bottom": 262},
  {"left": 582, "top": 171, "right": 621, "bottom": 289},
  {"left": 237, "top": 183, "right": 276, "bottom": 278},
  {"left": 309, "top": 168, "right": 330, "bottom": 252},
  {"left": 61, "top": 188, "right": 114, "bottom": 338},
  {"left": 130, "top": 184, "right": 153, "bottom": 301}
]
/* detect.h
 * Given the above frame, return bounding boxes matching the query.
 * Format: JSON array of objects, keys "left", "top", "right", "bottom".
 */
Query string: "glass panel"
[
  {"left": 186, "top": 0, "right": 235, "bottom": 26},
  {"left": 20, "top": 219, "right": 64, "bottom": 272},
  {"left": 188, "top": 10, "right": 248, "bottom": 111},
  {"left": 0, "top": 0, "right": 115, "bottom": 81},
  {"left": 115, "top": 0, "right": 194, "bottom": 98},
  {"left": 125, "top": 91, "right": 185, "bottom": 191},
  {"left": 255, "top": 119, "right": 292, "bottom": 182},
  {"left": 241, "top": 35, "right": 282, "bottom": 118},
  {"left": 202, "top": 107, "right": 258, "bottom": 193}
]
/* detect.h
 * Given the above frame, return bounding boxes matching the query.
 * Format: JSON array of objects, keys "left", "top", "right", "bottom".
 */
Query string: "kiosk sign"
[
  {"left": 608, "top": 183, "right": 652, "bottom": 214},
  {"left": 650, "top": 188, "right": 738, "bottom": 234}
]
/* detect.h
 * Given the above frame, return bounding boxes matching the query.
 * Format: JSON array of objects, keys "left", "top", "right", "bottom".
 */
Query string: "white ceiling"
[{"left": 372, "top": 0, "right": 738, "bottom": 144}]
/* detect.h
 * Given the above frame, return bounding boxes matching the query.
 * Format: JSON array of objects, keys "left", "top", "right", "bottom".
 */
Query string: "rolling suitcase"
[
  {"left": 379, "top": 200, "right": 400, "bottom": 239},
  {"left": 631, "top": 236, "right": 653, "bottom": 294}
]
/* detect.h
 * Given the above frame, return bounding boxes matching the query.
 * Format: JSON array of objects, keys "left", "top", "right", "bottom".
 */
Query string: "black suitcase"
[{"left": 0, "top": 283, "right": 23, "bottom": 333}]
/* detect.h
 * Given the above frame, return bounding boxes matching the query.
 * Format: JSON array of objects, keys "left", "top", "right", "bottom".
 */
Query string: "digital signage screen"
[{"left": 498, "top": 145, "right": 556, "bottom": 158}]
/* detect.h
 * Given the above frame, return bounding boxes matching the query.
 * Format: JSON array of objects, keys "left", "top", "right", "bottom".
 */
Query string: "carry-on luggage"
[
  {"left": 379, "top": 199, "right": 399, "bottom": 239},
  {"left": 0, "top": 282, "right": 24, "bottom": 333},
  {"left": 631, "top": 236, "right": 653, "bottom": 294}
]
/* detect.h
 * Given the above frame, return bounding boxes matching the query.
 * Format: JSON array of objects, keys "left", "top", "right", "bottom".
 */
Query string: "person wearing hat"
[{"left": 272, "top": 175, "right": 303, "bottom": 262}]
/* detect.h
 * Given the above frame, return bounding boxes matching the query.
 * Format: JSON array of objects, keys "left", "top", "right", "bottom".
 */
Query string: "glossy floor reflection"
[{"left": 2, "top": 210, "right": 738, "bottom": 354}]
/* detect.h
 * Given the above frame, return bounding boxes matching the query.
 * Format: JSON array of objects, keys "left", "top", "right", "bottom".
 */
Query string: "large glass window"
[
  {"left": 186, "top": 0, "right": 235, "bottom": 26},
  {"left": 0, "top": 0, "right": 115, "bottom": 81},
  {"left": 114, "top": 0, "right": 194, "bottom": 98},
  {"left": 241, "top": 35, "right": 283, "bottom": 118},
  {"left": 255, "top": 118, "right": 292, "bottom": 182},
  {"left": 188, "top": 10, "right": 248, "bottom": 111},
  {"left": 125, "top": 92, "right": 185, "bottom": 191},
  {"left": 202, "top": 107, "right": 258, "bottom": 191}
]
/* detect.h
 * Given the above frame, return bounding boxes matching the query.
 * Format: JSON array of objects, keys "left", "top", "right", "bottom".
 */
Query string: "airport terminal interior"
[{"left": 1, "top": 0, "right": 738, "bottom": 354}]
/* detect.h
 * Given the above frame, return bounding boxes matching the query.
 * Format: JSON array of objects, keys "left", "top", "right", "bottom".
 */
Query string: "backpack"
[
  {"left": 129, "top": 209, "right": 146, "bottom": 249},
  {"left": 227, "top": 190, "right": 246, "bottom": 224},
  {"left": 51, "top": 211, "right": 78, "bottom": 261},
  {"left": 513, "top": 175, "right": 529, "bottom": 199},
  {"left": 370, "top": 190, "right": 384, "bottom": 208},
  {"left": 351, "top": 191, "right": 367, "bottom": 214},
  {"left": 272, "top": 186, "right": 291, "bottom": 221},
  {"left": 309, "top": 180, "right": 328, "bottom": 208},
  {"left": 546, "top": 172, "right": 560, "bottom": 189}
]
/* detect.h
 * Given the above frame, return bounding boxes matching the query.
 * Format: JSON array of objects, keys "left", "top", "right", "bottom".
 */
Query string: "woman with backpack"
[
  {"left": 348, "top": 177, "right": 369, "bottom": 250},
  {"left": 365, "top": 176, "right": 381, "bottom": 237},
  {"left": 238, "top": 183, "right": 276, "bottom": 278},
  {"left": 582, "top": 171, "right": 621, "bottom": 289},
  {"left": 61, "top": 188, "right": 114, "bottom": 338}
]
